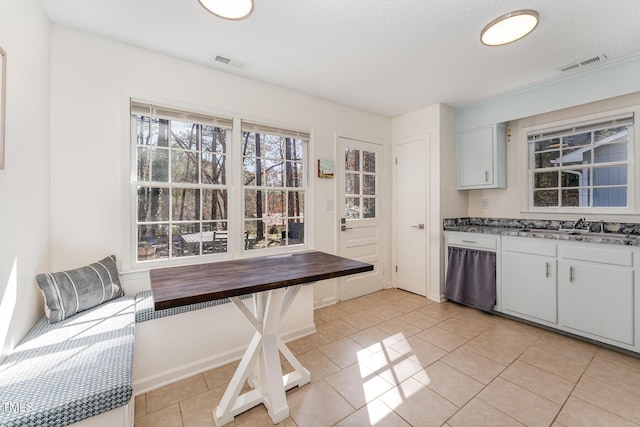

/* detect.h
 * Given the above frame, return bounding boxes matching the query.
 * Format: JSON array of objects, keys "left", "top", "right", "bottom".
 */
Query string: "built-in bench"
[
  {"left": 0, "top": 296, "right": 136, "bottom": 427},
  {"left": 0, "top": 279, "right": 314, "bottom": 426},
  {"left": 134, "top": 290, "right": 251, "bottom": 323},
  {"left": 0, "top": 288, "right": 236, "bottom": 427}
]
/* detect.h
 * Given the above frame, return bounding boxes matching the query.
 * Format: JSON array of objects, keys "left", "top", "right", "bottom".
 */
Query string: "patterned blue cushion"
[
  {"left": 36, "top": 255, "right": 124, "bottom": 323},
  {"left": 0, "top": 296, "right": 135, "bottom": 427},
  {"left": 135, "top": 290, "right": 251, "bottom": 323}
]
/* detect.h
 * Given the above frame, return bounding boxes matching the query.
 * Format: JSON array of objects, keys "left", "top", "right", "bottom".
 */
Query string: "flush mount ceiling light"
[
  {"left": 481, "top": 9, "right": 539, "bottom": 46},
  {"left": 198, "top": 0, "right": 254, "bottom": 20}
]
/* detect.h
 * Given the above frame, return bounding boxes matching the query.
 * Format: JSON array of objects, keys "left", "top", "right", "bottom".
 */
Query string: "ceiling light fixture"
[
  {"left": 481, "top": 9, "right": 539, "bottom": 46},
  {"left": 198, "top": 0, "right": 254, "bottom": 20}
]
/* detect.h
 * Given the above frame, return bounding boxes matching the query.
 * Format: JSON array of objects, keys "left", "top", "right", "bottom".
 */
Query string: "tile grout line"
[{"left": 135, "top": 289, "right": 640, "bottom": 426}]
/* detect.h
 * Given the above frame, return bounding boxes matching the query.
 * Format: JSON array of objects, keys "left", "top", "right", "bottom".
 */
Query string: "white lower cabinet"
[
  {"left": 502, "top": 237, "right": 557, "bottom": 324},
  {"left": 558, "top": 244, "right": 635, "bottom": 346},
  {"left": 500, "top": 236, "right": 639, "bottom": 352}
]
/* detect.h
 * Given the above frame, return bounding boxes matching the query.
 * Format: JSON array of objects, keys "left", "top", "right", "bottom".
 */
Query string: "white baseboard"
[
  {"left": 314, "top": 296, "right": 338, "bottom": 308},
  {"left": 429, "top": 292, "right": 446, "bottom": 303}
]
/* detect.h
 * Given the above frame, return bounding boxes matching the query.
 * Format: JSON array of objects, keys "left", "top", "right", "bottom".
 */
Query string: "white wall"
[
  {"left": 467, "top": 91, "right": 640, "bottom": 220},
  {"left": 0, "top": 0, "right": 51, "bottom": 359},
  {"left": 456, "top": 55, "right": 640, "bottom": 222},
  {"left": 456, "top": 55, "right": 640, "bottom": 132},
  {"left": 391, "top": 104, "right": 467, "bottom": 301},
  {"left": 49, "top": 26, "right": 391, "bottom": 307}
]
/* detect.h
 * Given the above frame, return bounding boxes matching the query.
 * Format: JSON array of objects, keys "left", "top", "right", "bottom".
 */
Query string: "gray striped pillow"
[{"left": 36, "top": 255, "right": 124, "bottom": 323}]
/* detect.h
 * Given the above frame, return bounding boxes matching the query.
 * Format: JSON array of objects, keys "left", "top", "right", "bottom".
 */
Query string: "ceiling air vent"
[
  {"left": 214, "top": 54, "right": 247, "bottom": 70},
  {"left": 558, "top": 54, "right": 607, "bottom": 73}
]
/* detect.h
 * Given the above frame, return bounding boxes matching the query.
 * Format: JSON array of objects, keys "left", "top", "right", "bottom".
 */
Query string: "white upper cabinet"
[{"left": 457, "top": 124, "right": 507, "bottom": 189}]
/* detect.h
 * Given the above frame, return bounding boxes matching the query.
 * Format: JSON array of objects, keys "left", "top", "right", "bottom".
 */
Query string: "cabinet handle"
[
  {"left": 545, "top": 262, "right": 550, "bottom": 278},
  {"left": 461, "top": 240, "right": 477, "bottom": 244},
  {"left": 485, "top": 170, "right": 489, "bottom": 182},
  {"left": 569, "top": 266, "right": 574, "bottom": 282}
]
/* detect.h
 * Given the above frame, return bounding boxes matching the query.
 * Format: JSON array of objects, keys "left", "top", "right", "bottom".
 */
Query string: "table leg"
[{"left": 213, "top": 285, "right": 310, "bottom": 426}]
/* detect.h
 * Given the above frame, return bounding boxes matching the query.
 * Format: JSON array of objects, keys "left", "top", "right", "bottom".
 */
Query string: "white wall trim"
[{"left": 456, "top": 55, "right": 640, "bottom": 132}]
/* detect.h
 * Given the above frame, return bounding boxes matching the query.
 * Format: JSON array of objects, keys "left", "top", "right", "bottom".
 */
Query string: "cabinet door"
[
  {"left": 503, "top": 251, "right": 557, "bottom": 323},
  {"left": 457, "top": 126, "right": 494, "bottom": 188},
  {"left": 558, "top": 261, "right": 634, "bottom": 345}
]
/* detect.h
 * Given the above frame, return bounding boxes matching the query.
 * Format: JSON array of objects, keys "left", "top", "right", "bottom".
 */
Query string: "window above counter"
[{"left": 525, "top": 110, "right": 636, "bottom": 214}]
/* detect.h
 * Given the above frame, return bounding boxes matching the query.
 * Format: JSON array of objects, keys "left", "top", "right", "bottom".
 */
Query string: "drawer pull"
[
  {"left": 545, "top": 262, "right": 550, "bottom": 278},
  {"left": 461, "top": 240, "right": 477, "bottom": 244},
  {"left": 569, "top": 266, "right": 575, "bottom": 282}
]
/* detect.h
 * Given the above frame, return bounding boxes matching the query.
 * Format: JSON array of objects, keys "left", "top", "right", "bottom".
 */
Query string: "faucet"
[{"left": 573, "top": 217, "right": 586, "bottom": 230}]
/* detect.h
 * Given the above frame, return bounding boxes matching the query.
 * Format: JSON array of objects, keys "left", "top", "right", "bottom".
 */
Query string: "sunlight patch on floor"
[{"left": 354, "top": 332, "right": 431, "bottom": 425}]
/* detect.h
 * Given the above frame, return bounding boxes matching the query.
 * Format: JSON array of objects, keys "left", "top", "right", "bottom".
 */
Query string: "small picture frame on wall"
[
  {"left": 318, "top": 159, "right": 334, "bottom": 178},
  {"left": 0, "top": 46, "right": 5, "bottom": 170}
]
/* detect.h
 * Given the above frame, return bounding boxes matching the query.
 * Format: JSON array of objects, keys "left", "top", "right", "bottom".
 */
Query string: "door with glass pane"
[{"left": 338, "top": 137, "right": 384, "bottom": 300}]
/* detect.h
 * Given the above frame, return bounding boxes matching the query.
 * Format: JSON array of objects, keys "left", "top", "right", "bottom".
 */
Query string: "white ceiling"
[{"left": 40, "top": 0, "right": 640, "bottom": 118}]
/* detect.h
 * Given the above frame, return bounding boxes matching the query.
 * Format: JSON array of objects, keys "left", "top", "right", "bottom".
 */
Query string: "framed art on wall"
[
  {"left": 0, "top": 46, "right": 5, "bottom": 170},
  {"left": 318, "top": 159, "right": 334, "bottom": 178}
]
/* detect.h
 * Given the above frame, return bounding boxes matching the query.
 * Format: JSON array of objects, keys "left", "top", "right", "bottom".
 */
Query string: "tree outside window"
[
  {"left": 133, "top": 104, "right": 230, "bottom": 262},
  {"left": 529, "top": 116, "right": 633, "bottom": 210},
  {"left": 242, "top": 124, "right": 306, "bottom": 250}
]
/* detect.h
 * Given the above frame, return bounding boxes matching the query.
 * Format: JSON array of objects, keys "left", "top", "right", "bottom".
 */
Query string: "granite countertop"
[{"left": 443, "top": 218, "right": 640, "bottom": 247}]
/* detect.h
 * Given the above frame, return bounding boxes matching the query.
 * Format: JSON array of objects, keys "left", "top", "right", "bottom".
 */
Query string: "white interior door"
[
  {"left": 395, "top": 137, "right": 428, "bottom": 296},
  {"left": 338, "top": 137, "right": 384, "bottom": 301}
]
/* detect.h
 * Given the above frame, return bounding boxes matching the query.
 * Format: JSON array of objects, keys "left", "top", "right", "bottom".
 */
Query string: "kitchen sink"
[
  {"left": 558, "top": 228, "right": 591, "bottom": 235},
  {"left": 513, "top": 228, "right": 565, "bottom": 234},
  {"left": 512, "top": 228, "right": 633, "bottom": 239}
]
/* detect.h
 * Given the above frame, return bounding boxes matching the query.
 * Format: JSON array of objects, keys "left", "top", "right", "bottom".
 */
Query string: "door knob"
[
  {"left": 341, "top": 225, "right": 353, "bottom": 231},
  {"left": 411, "top": 224, "right": 425, "bottom": 229}
]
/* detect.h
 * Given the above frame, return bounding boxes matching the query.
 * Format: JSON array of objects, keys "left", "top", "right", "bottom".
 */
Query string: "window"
[
  {"left": 131, "top": 101, "right": 231, "bottom": 263},
  {"left": 344, "top": 147, "right": 377, "bottom": 219},
  {"left": 241, "top": 122, "right": 307, "bottom": 250},
  {"left": 528, "top": 114, "right": 634, "bottom": 210}
]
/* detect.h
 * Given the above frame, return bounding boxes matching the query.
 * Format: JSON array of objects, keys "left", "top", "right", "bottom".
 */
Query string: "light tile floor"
[{"left": 134, "top": 289, "right": 640, "bottom": 427}]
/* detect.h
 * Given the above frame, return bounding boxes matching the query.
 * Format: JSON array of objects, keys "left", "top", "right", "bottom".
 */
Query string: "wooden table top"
[{"left": 149, "top": 251, "right": 373, "bottom": 310}]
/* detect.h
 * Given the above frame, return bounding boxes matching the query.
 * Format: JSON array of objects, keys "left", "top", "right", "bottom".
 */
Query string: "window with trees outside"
[
  {"left": 528, "top": 114, "right": 634, "bottom": 210},
  {"left": 242, "top": 122, "right": 307, "bottom": 250},
  {"left": 131, "top": 101, "right": 231, "bottom": 263},
  {"left": 344, "top": 148, "right": 377, "bottom": 219}
]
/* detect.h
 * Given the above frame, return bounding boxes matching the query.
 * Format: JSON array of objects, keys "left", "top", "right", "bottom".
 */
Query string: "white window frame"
[
  {"left": 240, "top": 120, "right": 309, "bottom": 255},
  {"left": 129, "top": 100, "right": 233, "bottom": 270},
  {"left": 524, "top": 107, "right": 636, "bottom": 216},
  {"left": 122, "top": 97, "right": 314, "bottom": 271}
]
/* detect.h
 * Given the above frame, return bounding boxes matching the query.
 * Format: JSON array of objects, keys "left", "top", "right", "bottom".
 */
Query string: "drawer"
[
  {"left": 446, "top": 233, "right": 497, "bottom": 251},
  {"left": 503, "top": 236, "right": 557, "bottom": 257},
  {"left": 560, "top": 244, "right": 633, "bottom": 267}
]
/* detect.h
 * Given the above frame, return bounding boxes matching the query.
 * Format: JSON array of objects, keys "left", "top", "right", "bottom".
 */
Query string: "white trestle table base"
[{"left": 213, "top": 284, "right": 311, "bottom": 426}]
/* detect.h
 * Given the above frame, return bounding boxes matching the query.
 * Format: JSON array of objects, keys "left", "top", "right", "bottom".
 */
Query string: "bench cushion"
[
  {"left": 36, "top": 255, "right": 124, "bottom": 323},
  {"left": 135, "top": 290, "right": 251, "bottom": 323},
  {"left": 0, "top": 296, "right": 135, "bottom": 427}
]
